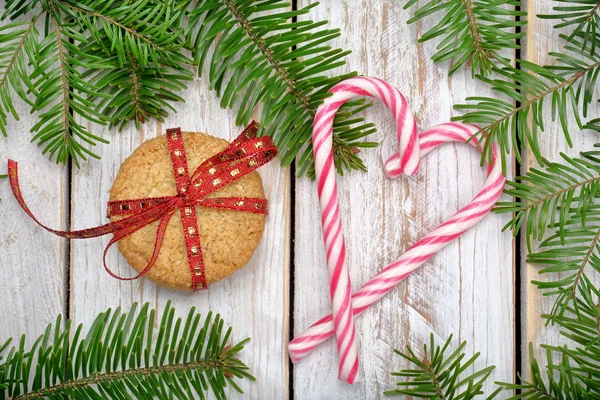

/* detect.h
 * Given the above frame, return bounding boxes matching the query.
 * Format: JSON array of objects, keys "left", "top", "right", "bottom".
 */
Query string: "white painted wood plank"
[
  {"left": 0, "top": 11, "right": 68, "bottom": 347},
  {"left": 521, "top": 0, "right": 600, "bottom": 377},
  {"left": 293, "top": 1, "right": 515, "bottom": 398},
  {"left": 69, "top": 76, "right": 291, "bottom": 397}
]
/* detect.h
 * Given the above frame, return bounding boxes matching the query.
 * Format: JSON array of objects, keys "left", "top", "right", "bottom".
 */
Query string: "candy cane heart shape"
[
  {"left": 292, "top": 76, "right": 506, "bottom": 383},
  {"left": 310, "top": 77, "right": 420, "bottom": 384}
]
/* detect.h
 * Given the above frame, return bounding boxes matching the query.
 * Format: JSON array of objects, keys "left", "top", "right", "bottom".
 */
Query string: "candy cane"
[
  {"left": 293, "top": 77, "right": 506, "bottom": 378},
  {"left": 311, "top": 77, "right": 420, "bottom": 384}
]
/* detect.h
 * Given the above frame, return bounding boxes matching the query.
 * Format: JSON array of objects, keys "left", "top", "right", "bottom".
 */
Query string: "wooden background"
[{"left": 1, "top": 0, "right": 596, "bottom": 398}]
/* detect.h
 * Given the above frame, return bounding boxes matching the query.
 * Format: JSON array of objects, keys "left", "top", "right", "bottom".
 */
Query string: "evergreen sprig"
[
  {"left": 543, "top": 278, "right": 600, "bottom": 393},
  {"left": 454, "top": 32, "right": 600, "bottom": 172},
  {"left": 62, "top": 0, "right": 195, "bottom": 131},
  {"left": 0, "top": 301, "right": 254, "bottom": 400},
  {"left": 0, "top": 18, "right": 39, "bottom": 135},
  {"left": 384, "top": 333, "right": 499, "bottom": 399},
  {"left": 29, "top": 13, "right": 109, "bottom": 165},
  {"left": 495, "top": 146, "right": 600, "bottom": 318},
  {"left": 497, "top": 344, "right": 595, "bottom": 398},
  {"left": 186, "top": 0, "right": 376, "bottom": 176},
  {"left": 400, "top": 1, "right": 600, "bottom": 396},
  {"left": 539, "top": 0, "right": 600, "bottom": 55},
  {"left": 497, "top": 280, "right": 600, "bottom": 398},
  {"left": 1, "top": 0, "right": 195, "bottom": 165},
  {"left": 394, "top": 290, "right": 600, "bottom": 398},
  {"left": 405, "top": 0, "right": 526, "bottom": 77},
  {"left": 0, "top": 0, "right": 375, "bottom": 176}
]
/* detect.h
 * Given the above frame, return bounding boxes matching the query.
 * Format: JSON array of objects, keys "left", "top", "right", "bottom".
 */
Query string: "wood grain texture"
[
  {"left": 69, "top": 76, "right": 291, "bottom": 397},
  {"left": 521, "top": 0, "right": 600, "bottom": 377},
  {"left": 292, "top": 1, "right": 515, "bottom": 398},
  {"left": 10, "top": 1, "right": 597, "bottom": 398},
  {"left": 0, "top": 11, "right": 68, "bottom": 347}
]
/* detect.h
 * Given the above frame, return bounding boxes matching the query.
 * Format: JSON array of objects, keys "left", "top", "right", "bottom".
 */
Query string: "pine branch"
[
  {"left": 539, "top": 0, "right": 600, "bottom": 55},
  {"left": 0, "top": 0, "right": 375, "bottom": 174},
  {"left": 454, "top": 32, "right": 600, "bottom": 173},
  {"left": 495, "top": 147, "right": 600, "bottom": 317},
  {"left": 87, "top": 58, "right": 193, "bottom": 130},
  {"left": 68, "top": 0, "right": 193, "bottom": 130},
  {"left": 60, "top": 0, "right": 194, "bottom": 134},
  {"left": 0, "top": 13, "right": 40, "bottom": 136},
  {"left": 497, "top": 346, "right": 587, "bottom": 400},
  {"left": 186, "top": 0, "right": 377, "bottom": 177},
  {"left": 0, "top": 301, "right": 254, "bottom": 400},
  {"left": 27, "top": 5, "right": 110, "bottom": 166},
  {"left": 404, "top": 0, "right": 526, "bottom": 77},
  {"left": 495, "top": 150, "right": 600, "bottom": 248},
  {"left": 59, "top": 0, "right": 188, "bottom": 67},
  {"left": 543, "top": 278, "right": 600, "bottom": 377},
  {"left": 384, "top": 333, "right": 498, "bottom": 399},
  {"left": 498, "top": 282, "right": 600, "bottom": 398},
  {"left": 399, "top": 292, "right": 600, "bottom": 398}
]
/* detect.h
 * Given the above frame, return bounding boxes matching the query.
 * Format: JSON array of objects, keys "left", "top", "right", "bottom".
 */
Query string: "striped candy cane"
[
  {"left": 311, "top": 77, "right": 420, "bottom": 383},
  {"left": 294, "top": 77, "right": 506, "bottom": 376}
]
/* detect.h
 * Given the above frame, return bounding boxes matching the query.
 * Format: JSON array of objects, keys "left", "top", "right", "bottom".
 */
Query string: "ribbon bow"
[{"left": 7, "top": 122, "right": 277, "bottom": 291}]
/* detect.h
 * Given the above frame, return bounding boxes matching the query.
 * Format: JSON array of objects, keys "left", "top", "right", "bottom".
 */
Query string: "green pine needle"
[
  {"left": 539, "top": 0, "right": 600, "bottom": 55},
  {"left": 0, "top": 15, "right": 40, "bottom": 137},
  {"left": 498, "top": 283, "right": 600, "bottom": 398},
  {"left": 394, "top": 1, "right": 600, "bottom": 397},
  {"left": 405, "top": 1, "right": 600, "bottom": 173},
  {"left": 497, "top": 344, "right": 594, "bottom": 399},
  {"left": 0, "top": 0, "right": 376, "bottom": 176},
  {"left": 0, "top": 301, "right": 254, "bottom": 400},
  {"left": 454, "top": 32, "right": 600, "bottom": 174},
  {"left": 405, "top": 0, "right": 526, "bottom": 77},
  {"left": 186, "top": 0, "right": 376, "bottom": 177},
  {"left": 65, "top": 0, "right": 195, "bottom": 131},
  {"left": 397, "top": 293, "right": 600, "bottom": 398},
  {"left": 384, "top": 333, "right": 498, "bottom": 399},
  {"left": 495, "top": 145, "right": 600, "bottom": 318}
]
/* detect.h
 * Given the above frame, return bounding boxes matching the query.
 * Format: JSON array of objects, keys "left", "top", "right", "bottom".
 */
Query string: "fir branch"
[
  {"left": 544, "top": 278, "right": 600, "bottom": 370},
  {"left": 0, "top": 301, "right": 254, "bottom": 400},
  {"left": 398, "top": 294, "right": 600, "bottom": 398},
  {"left": 384, "top": 333, "right": 498, "bottom": 399},
  {"left": 59, "top": 0, "right": 191, "bottom": 69},
  {"left": 497, "top": 346, "right": 585, "bottom": 400},
  {"left": 88, "top": 59, "right": 193, "bottom": 130},
  {"left": 454, "top": 33, "right": 600, "bottom": 172},
  {"left": 69, "top": 0, "right": 194, "bottom": 130},
  {"left": 0, "top": 13, "right": 40, "bottom": 136},
  {"left": 405, "top": 0, "right": 526, "bottom": 77},
  {"left": 0, "top": 0, "right": 374, "bottom": 174},
  {"left": 187, "top": 0, "right": 377, "bottom": 177},
  {"left": 498, "top": 281, "right": 600, "bottom": 398},
  {"left": 495, "top": 151, "right": 600, "bottom": 249},
  {"left": 2, "top": 1, "right": 39, "bottom": 21},
  {"left": 495, "top": 147, "right": 600, "bottom": 317},
  {"left": 539, "top": 0, "right": 600, "bottom": 55},
  {"left": 27, "top": 7, "right": 110, "bottom": 166}
]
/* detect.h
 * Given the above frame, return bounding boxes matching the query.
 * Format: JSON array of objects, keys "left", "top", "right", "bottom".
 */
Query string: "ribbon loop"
[{"left": 8, "top": 122, "right": 277, "bottom": 291}]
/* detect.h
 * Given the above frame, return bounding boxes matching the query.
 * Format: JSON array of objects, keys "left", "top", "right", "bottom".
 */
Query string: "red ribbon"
[{"left": 7, "top": 122, "right": 277, "bottom": 291}]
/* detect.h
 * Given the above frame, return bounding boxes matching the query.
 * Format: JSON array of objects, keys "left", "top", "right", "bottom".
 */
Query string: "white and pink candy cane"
[{"left": 290, "top": 76, "right": 506, "bottom": 383}]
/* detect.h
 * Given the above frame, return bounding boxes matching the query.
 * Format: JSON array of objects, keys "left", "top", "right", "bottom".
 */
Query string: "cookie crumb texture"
[{"left": 110, "top": 132, "right": 267, "bottom": 290}]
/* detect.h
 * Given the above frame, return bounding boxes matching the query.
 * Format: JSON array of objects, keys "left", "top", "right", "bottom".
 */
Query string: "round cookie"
[{"left": 109, "top": 131, "right": 266, "bottom": 291}]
